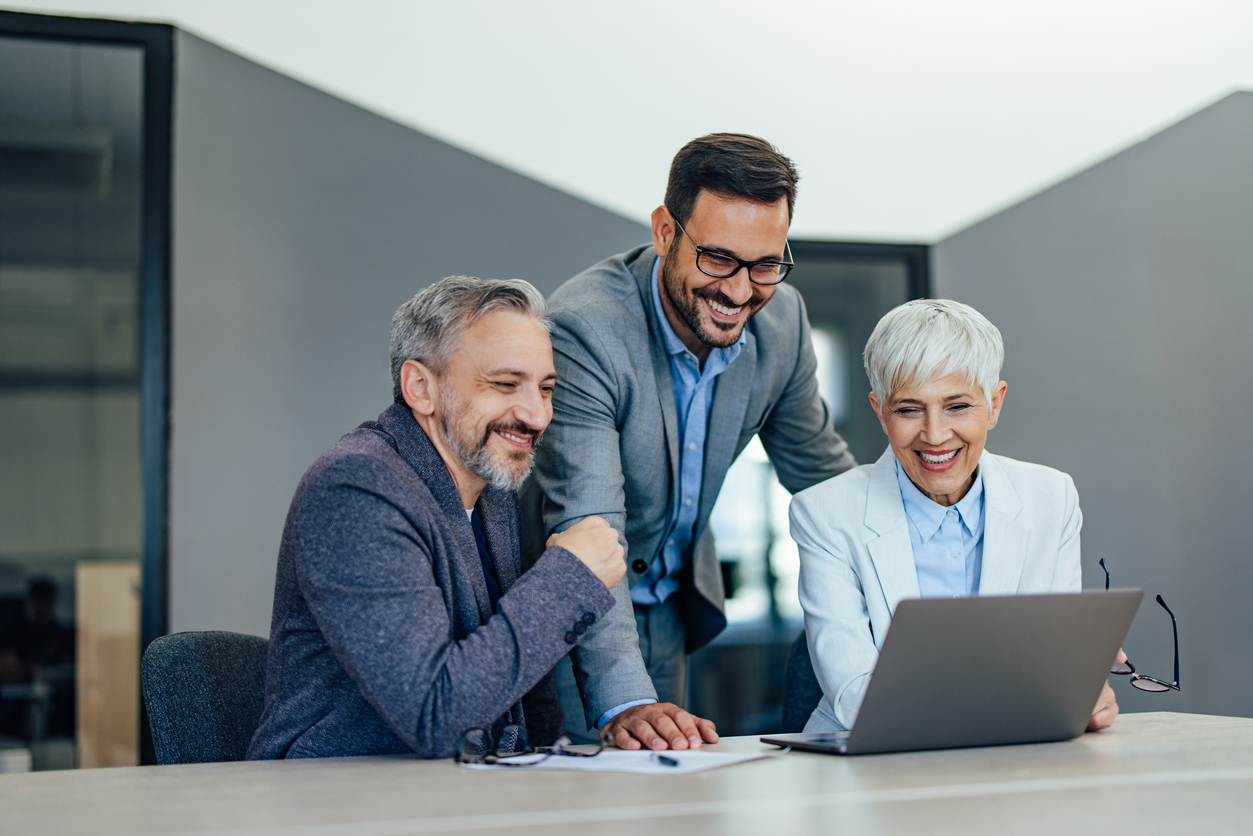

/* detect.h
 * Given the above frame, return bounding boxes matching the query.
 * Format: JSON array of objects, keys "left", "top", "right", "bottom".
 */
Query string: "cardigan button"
[
  {"left": 574, "top": 622, "right": 588, "bottom": 635},
  {"left": 581, "top": 612, "right": 596, "bottom": 625},
  {"left": 564, "top": 632, "right": 577, "bottom": 644},
  {"left": 631, "top": 559, "right": 648, "bottom": 574}
]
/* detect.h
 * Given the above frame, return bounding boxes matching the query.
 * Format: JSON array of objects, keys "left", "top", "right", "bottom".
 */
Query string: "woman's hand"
[{"left": 1087, "top": 680, "right": 1120, "bottom": 731}]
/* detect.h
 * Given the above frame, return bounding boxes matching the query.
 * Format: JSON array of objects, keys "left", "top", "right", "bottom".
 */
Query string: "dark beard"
[{"left": 659, "top": 255, "right": 767, "bottom": 349}]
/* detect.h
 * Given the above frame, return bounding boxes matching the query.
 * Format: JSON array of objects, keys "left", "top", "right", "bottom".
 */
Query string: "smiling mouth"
[
  {"left": 494, "top": 429, "right": 535, "bottom": 448},
  {"left": 705, "top": 298, "right": 743, "bottom": 319},
  {"left": 917, "top": 449, "right": 959, "bottom": 464}
]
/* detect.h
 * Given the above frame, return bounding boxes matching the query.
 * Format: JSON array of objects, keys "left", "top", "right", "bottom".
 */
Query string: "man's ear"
[
  {"left": 399, "top": 359, "right": 438, "bottom": 416},
  {"left": 651, "top": 205, "right": 676, "bottom": 258}
]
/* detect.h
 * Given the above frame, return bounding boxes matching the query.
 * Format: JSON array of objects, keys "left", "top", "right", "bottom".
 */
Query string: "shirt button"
[
  {"left": 631, "top": 559, "right": 648, "bottom": 574},
  {"left": 947, "top": 510, "right": 956, "bottom": 518},
  {"left": 951, "top": 550, "right": 959, "bottom": 557},
  {"left": 953, "top": 594, "right": 961, "bottom": 599},
  {"left": 684, "top": 498, "right": 692, "bottom": 507},
  {"left": 688, "top": 442, "right": 697, "bottom": 450}
]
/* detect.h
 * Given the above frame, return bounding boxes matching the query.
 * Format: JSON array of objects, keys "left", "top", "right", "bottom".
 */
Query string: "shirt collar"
[
  {"left": 894, "top": 456, "right": 985, "bottom": 541},
  {"left": 650, "top": 256, "right": 746, "bottom": 362}
]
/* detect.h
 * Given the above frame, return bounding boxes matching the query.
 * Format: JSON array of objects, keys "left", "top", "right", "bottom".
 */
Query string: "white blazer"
[{"left": 790, "top": 447, "right": 1082, "bottom": 731}]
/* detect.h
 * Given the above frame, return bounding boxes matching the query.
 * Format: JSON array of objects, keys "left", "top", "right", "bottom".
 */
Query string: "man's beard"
[
  {"left": 438, "top": 389, "right": 541, "bottom": 492},
  {"left": 660, "top": 255, "right": 768, "bottom": 349}
]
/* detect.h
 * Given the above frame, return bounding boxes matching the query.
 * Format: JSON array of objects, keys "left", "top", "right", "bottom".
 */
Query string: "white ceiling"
[{"left": 10, "top": 0, "right": 1253, "bottom": 242}]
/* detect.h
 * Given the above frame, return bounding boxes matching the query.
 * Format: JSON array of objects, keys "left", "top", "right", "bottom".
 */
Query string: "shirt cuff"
[{"left": 596, "top": 698, "right": 657, "bottom": 729}]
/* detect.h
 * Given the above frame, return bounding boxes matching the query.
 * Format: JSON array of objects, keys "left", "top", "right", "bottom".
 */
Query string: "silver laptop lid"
[{"left": 843, "top": 589, "right": 1143, "bottom": 755}]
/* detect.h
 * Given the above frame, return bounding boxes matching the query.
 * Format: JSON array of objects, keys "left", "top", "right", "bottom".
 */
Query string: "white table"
[{"left": 2, "top": 712, "right": 1251, "bottom": 835}]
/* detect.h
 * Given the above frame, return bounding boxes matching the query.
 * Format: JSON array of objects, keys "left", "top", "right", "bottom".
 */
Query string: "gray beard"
[{"left": 438, "top": 389, "right": 535, "bottom": 492}]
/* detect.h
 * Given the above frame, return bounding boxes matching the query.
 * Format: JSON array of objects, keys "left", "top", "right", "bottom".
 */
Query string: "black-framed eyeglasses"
[
  {"left": 454, "top": 725, "right": 605, "bottom": 766},
  {"left": 671, "top": 216, "right": 794, "bottom": 285},
  {"left": 1099, "top": 558, "right": 1181, "bottom": 692}
]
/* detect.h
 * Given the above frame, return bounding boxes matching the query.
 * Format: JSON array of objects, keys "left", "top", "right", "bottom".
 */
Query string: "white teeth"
[
  {"left": 919, "top": 450, "right": 958, "bottom": 464},
  {"left": 708, "top": 300, "right": 742, "bottom": 317},
  {"left": 498, "top": 432, "right": 530, "bottom": 444}
]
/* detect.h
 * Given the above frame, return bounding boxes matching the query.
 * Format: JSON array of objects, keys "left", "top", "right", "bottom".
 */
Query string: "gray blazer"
[
  {"left": 521, "top": 245, "right": 856, "bottom": 728},
  {"left": 248, "top": 403, "right": 615, "bottom": 760}
]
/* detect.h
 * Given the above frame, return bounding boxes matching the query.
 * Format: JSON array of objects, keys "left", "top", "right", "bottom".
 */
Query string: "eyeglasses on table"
[
  {"left": 454, "top": 724, "right": 605, "bottom": 766},
  {"left": 1099, "top": 558, "right": 1180, "bottom": 692}
]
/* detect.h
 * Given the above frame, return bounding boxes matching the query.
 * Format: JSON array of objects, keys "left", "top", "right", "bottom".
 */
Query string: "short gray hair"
[
  {"left": 863, "top": 298, "right": 1004, "bottom": 406},
  {"left": 389, "top": 276, "right": 549, "bottom": 402}
]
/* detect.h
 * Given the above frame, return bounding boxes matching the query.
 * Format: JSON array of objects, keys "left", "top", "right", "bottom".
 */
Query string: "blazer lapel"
[
  {"left": 695, "top": 333, "right": 756, "bottom": 532},
  {"left": 632, "top": 250, "right": 681, "bottom": 496},
  {"left": 378, "top": 404, "right": 494, "bottom": 623},
  {"left": 976, "top": 453, "right": 1031, "bottom": 594},
  {"left": 476, "top": 486, "right": 520, "bottom": 592},
  {"left": 864, "top": 448, "right": 921, "bottom": 611}
]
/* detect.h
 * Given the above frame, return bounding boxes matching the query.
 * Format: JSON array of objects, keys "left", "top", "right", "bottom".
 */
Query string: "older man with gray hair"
[
  {"left": 790, "top": 298, "right": 1122, "bottom": 735},
  {"left": 249, "top": 276, "right": 625, "bottom": 760}
]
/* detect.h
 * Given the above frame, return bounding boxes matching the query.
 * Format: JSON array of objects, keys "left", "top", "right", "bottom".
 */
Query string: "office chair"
[
  {"left": 141, "top": 631, "right": 268, "bottom": 764},
  {"left": 780, "top": 631, "right": 824, "bottom": 733}
]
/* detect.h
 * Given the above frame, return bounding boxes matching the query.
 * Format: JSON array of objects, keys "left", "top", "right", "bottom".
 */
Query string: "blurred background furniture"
[
  {"left": 780, "top": 631, "right": 824, "bottom": 734},
  {"left": 76, "top": 561, "right": 140, "bottom": 768}
]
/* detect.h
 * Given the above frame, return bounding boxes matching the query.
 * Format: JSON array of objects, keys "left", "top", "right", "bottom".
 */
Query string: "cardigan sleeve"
[{"left": 294, "top": 455, "right": 615, "bottom": 757}]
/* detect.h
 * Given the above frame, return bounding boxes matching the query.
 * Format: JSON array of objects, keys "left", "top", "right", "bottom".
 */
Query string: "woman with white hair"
[{"left": 789, "top": 298, "right": 1120, "bottom": 733}]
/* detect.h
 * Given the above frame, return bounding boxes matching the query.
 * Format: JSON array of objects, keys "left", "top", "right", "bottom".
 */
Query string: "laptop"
[{"left": 761, "top": 589, "right": 1142, "bottom": 755}]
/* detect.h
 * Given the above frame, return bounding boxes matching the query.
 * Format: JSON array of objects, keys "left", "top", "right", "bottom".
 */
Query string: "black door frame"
[
  {"left": 0, "top": 9, "right": 174, "bottom": 672},
  {"left": 789, "top": 239, "right": 931, "bottom": 300}
]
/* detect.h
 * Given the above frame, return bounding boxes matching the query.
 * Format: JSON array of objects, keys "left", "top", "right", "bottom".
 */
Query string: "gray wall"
[
  {"left": 934, "top": 91, "right": 1253, "bottom": 718},
  {"left": 169, "top": 31, "right": 647, "bottom": 636}
]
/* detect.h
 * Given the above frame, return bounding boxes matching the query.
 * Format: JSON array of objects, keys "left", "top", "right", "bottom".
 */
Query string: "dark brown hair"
[{"left": 663, "top": 133, "right": 799, "bottom": 225}]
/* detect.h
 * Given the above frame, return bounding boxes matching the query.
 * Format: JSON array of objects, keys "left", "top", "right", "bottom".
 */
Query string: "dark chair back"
[
  {"left": 780, "top": 630, "right": 824, "bottom": 733},
  {"left": 141, "top": 631, "right": 268, "bottom": 764}
]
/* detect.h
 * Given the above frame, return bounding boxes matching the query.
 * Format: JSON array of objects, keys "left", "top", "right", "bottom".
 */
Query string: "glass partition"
[{"left": 0, "top": 32, "right": 145, "bottom": 771}]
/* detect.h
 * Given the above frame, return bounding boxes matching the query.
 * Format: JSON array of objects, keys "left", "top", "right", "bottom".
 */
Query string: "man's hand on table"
[
  {"left": 1087, "top": 680, "right": 1120, "bottom": 731},
  {"left": 601, "top": 702, "right": 719, "bottom": 750}
]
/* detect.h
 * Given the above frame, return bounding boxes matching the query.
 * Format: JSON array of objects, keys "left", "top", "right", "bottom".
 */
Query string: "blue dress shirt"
[
  {"left": 894, "top": 458, "right": 985, "bottom": 598},
  {"left": 632, "top": 257, "right": 745, "bottom": 606}
]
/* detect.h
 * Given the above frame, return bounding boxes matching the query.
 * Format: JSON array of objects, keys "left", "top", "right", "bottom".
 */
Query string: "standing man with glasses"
[{"left": 521, "top": 134, "right": 857, "bottom": 750}]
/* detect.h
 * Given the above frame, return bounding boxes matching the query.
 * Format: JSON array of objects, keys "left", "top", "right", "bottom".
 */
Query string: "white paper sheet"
[{"left": 462, "top": 749, "right": 767, "bottom": 774}]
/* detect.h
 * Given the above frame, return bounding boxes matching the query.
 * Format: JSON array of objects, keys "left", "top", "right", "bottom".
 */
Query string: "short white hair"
[{"left": 863, "top": 298, "right": 1004, "bottom": 405}]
